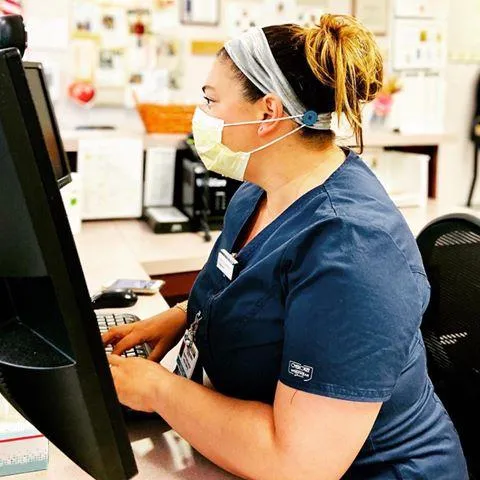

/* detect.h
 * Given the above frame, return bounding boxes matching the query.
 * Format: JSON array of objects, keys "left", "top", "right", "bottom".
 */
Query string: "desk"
[
  {"left": 75, "top": 220, "right": 221, "bottom": 306},
  {"left": 70, "top": 201, "right": 480, "bottom": 308},
  {"left": 76, "top": 199, "right": 476, "bottom": 278},
  {"left": 5, "top": 201, "right": 478, "bottom": 480}
]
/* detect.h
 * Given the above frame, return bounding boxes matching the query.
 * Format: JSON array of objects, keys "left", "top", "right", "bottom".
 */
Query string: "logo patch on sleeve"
[{"left": 288, "top": 361, "right": 313, "bottom": 381}]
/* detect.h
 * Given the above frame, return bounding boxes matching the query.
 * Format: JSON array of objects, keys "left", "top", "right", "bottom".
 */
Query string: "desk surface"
[
  {"left": 5, "top": 201, "right": 478, "bottom": 480},
  {"left": 78, "top": 220, "right": 221, "bottom": 276},
  {"left": 76, "top": 200, "right": 476, "bottom": 277},
  {"left": 13, "top": 419, "right": 238, "bottom": 480}
]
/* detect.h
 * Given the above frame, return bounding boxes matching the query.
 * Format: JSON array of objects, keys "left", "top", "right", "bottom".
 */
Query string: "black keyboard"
[{"left": 96, "top": 312, "right": 151, "bottom": 359}]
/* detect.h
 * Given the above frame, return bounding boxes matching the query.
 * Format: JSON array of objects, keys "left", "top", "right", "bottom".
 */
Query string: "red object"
[
  {"left": 0, "top": 0, "right": 22, "bottom": 14},
  {"left": 131, "top": 19, "right": 146, "bottom": 47},
  {"left": 132, "top": 20, "right": 145, "bottom": 36},
  {"left": 0, "top": 434, "right": 44, "bottom": 444},
  {"left": 68, "top": 81, "right": 95, "bottom": 106}
]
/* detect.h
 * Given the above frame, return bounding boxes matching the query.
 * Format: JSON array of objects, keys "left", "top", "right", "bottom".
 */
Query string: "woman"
[{"left": 103, "top": 14, "right": 468, "bottom": 480}]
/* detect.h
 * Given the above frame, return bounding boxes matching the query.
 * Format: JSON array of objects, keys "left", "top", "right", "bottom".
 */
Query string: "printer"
[{"left": 174, "top": 135, "right": 241, "bottom": 232}]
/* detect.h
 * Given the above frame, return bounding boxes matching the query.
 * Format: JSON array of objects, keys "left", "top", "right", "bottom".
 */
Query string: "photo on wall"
[
  {"left": 99, "top": 5, "right": 128, "bottom": 48},
  {"left": 180, "top": 0, "right": 220, "bottom": 25},
  {"left": 72, "top": 0, "right": 100, "bottom": 34},
  {"left": 96, "top": 48, "right": 126, "bottom": 87}
]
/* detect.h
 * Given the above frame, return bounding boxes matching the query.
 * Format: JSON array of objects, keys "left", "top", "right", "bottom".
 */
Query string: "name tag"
[
  {"left": 174, "top": 340, "right": 199, "bottom": 379},
  {"left": 216, "top": 249, "right": 238, "bottom": 281}
]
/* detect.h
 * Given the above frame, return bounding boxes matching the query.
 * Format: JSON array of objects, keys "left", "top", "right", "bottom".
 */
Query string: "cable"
[{"left": 200, "top": 170, "right": 212, "bottom": 242}]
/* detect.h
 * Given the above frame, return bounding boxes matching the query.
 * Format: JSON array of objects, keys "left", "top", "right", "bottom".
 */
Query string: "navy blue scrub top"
[{"left": 187, "top": 150, "right": 468, "bottom": 479}]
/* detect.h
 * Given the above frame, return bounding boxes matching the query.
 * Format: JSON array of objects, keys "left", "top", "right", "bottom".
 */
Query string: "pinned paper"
[{"left": 77, "top": 137, "right": 144, "bottom": 219}]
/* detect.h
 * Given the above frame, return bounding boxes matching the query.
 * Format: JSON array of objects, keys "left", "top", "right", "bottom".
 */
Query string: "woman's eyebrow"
[{"left": 202, "top": 85, "right": 216, "bottom": 93}]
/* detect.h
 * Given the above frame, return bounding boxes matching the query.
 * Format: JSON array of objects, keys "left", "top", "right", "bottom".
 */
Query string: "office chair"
[{"left": 417, "top": 213, "right": 480, "bottom": 479}]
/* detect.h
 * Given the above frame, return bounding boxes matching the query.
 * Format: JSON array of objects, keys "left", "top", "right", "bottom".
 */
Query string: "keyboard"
[
  {"left": 96, "top": 312, "right": 164, "bottom": 418},
  {"left": 96, "top": 312, "right": 152, "bottom": 359}
]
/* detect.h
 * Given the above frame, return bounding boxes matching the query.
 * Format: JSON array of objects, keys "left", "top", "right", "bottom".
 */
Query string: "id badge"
[
  {"left": 174, "top": 339, "right": 199, "bottom": 379},
  {"left": 216, "top": 249, "right": 238, "bottom": 281}
]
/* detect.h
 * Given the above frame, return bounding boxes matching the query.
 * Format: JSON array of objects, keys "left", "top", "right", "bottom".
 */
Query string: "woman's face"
[{"left": 201, "top": 57, "right": 265, "bottom": 153}]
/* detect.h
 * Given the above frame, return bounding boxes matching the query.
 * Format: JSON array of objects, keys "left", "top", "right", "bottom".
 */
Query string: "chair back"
[{"left": 417, "top": 213, "right": 480, "bottom": 478}]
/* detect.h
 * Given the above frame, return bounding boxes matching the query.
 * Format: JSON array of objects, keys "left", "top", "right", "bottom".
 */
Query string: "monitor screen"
[
  {"left": 24, "top": 62, "right": 71, "bottom": 188},
  {"left": 0, "top": 48, "right": 137, "bottom": 480}
]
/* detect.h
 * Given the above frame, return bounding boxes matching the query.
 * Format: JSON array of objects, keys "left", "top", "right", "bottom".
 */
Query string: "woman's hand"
[
  {"left": 102, "top": 307, "right": 187, "bottom": 362},
  {"left": 108, "top": 354, "right": 170, "bottom": 412}
]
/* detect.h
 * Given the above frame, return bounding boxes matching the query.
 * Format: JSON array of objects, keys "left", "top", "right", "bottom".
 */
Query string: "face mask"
[{"left": 191, "top": 107, "right": 308, "bottom": 181}]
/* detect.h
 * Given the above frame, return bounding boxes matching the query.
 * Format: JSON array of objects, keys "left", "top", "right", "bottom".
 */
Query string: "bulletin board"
[{"left": 69, "top": 0, "right": 184, "bottom": 107}]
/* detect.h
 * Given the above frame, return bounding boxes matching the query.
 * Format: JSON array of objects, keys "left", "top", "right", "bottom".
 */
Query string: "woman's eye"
[{"left": 203, "top": 96, "right": 214, "bottom": 106}]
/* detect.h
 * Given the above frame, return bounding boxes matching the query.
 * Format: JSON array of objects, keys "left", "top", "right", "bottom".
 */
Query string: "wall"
[
  {"left": 437, "top": 0, "right": 479, "bottom": 206},
  {"left": 19, "top": 0, "right": 480, "bottom": 207}
]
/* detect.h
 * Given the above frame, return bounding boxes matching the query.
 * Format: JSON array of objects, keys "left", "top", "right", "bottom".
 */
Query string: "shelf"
[{"left": 60, "top": 129, "right": 449, "bottom": 153}]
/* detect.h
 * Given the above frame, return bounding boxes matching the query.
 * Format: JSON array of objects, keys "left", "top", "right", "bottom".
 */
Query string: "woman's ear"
[{"left": 257, "top": 93, "right": 284, "bottom": 138}]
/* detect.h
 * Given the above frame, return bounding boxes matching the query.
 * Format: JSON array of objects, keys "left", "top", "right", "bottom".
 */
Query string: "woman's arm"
[{"left": 108, "top": 356, "right": 381, "bottom": 480}]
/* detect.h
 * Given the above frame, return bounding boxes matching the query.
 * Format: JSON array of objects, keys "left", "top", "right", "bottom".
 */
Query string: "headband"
[{"left": 224, "top": 27, "right": 332, "bottom": 130}]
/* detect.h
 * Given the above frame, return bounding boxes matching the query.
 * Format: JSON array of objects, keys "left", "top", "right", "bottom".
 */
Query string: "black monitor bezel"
[
  {"left": 23, "top": 61, "right": 72, "bottom": 189},
  {"left": 0, "top": 48, "right": 137, "bottom": 480}
]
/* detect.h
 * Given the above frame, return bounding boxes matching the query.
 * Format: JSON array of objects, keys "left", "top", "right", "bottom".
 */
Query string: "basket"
[{"left": 135, "top": 103, "right": 196, "bottom": 134}]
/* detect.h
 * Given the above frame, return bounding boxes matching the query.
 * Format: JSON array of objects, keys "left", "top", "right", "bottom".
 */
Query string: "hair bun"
[
  {"left": 303, "top": 14, "right": 384, "bottom": 149},
  {"left": 303, "top": 14, "right": 354, "bottom": 42},
  {"left": 315, "top": 13, "right": 348, "bottom": 38}
]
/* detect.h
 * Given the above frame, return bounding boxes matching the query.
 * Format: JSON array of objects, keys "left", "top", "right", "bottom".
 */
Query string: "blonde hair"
[{"left": 302, "top": 14, "right": 383, "bottom": 150}]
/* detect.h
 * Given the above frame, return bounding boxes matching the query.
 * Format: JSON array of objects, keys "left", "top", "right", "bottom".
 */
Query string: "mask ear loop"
[
  {"left": 222, "top": 114, "right": 306, "bottom": 154},
  {"left": 223, "top": 114, "right": 303, "bottom": 127},
  {"left": 221, "top": 109, "right": 322, "bottom": 154},
  {"left": 248, "top": 124, "right": 305, "bottom": 154}
]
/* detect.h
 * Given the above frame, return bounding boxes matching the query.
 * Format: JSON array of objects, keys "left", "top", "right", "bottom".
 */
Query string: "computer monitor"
[
  {"left": 0, "top": 48, "right": 137, "bottom": 480},
  {"left": 23, "top": 61, "right": 71, "bottom": 188}
]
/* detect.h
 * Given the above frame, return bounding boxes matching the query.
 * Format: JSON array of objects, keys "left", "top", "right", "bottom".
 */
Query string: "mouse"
[{"left": 91, "top": 289, "right": 138, "bottom": 309}]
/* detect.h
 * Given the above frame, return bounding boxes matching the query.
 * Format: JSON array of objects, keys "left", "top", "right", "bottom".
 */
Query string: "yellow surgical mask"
[{"left": 191, "top": 107, "right": 307, "bottom": 181}]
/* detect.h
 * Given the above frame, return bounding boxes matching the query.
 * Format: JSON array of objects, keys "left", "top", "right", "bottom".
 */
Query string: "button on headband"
[{"left": 302, "top": 110, "right": 319, "bottom": 127}]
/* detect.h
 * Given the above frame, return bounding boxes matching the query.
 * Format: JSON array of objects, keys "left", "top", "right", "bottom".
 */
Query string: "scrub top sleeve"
[{"left": 280, "top": 217, "right": 423, "bottom": 402}]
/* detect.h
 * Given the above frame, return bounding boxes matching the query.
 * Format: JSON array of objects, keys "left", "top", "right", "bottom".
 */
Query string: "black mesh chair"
[{"left": 417, "top": 213, "right": 480, "bottom": 479}]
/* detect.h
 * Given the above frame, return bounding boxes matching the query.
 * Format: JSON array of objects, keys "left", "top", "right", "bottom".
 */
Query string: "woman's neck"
[{"left": 245, "top": 139, "right": 346, "bottom": 221}]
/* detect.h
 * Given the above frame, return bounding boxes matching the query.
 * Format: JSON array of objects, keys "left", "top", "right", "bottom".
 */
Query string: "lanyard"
[{"left": 184, "top": 311, "right": 202, "bottom": 346}]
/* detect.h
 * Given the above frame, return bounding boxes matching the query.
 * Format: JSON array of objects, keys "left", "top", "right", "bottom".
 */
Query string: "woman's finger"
[
  {"left": 111, "top": 335, "right": 142, "bottom": 356},
  {"left": 147, "top": 340, "right": 168, "bottom": 362},
  {"left": 107, "top": 354, "right": 124, "bottom": 366},
  {"left": 102, "top": 327, "right": 123, "bottom": 346},
  {"left": 102, "top": 324, "right": 134, "bottom": 346}
]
